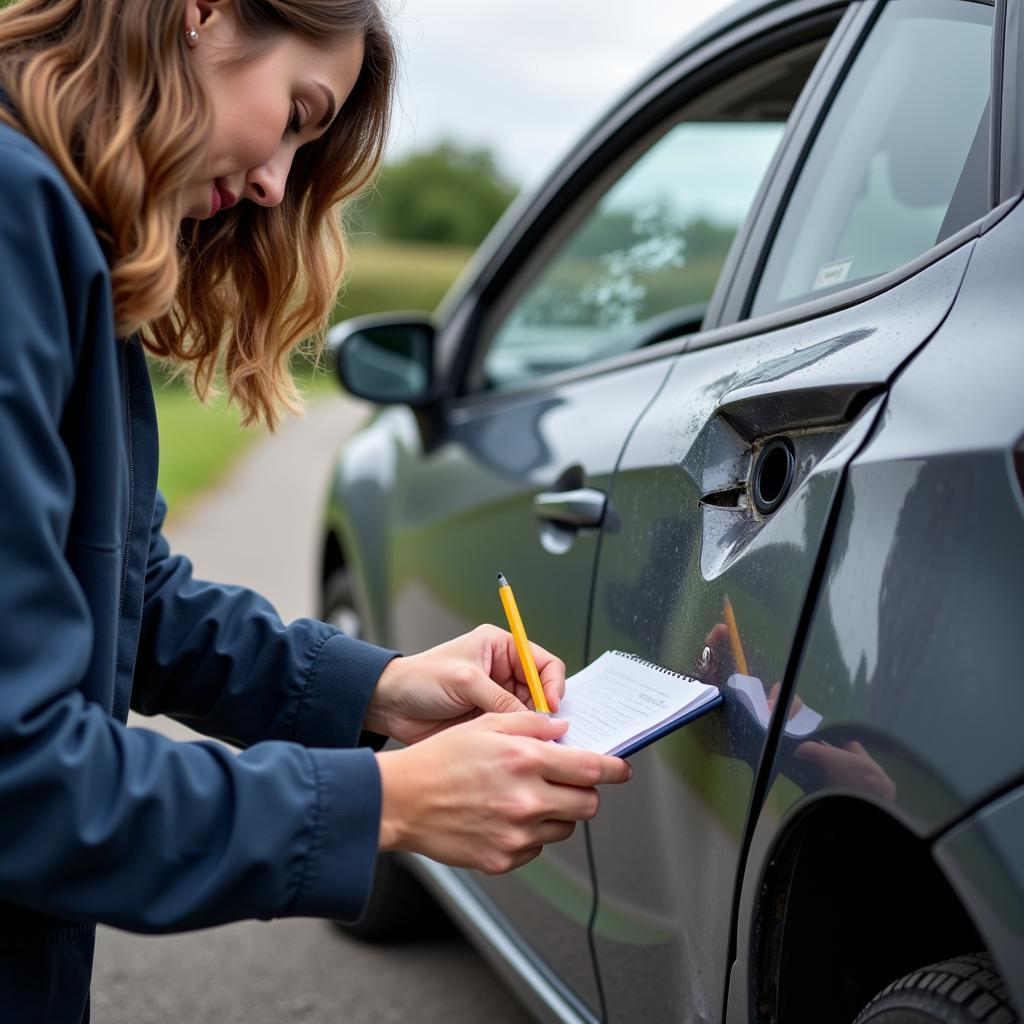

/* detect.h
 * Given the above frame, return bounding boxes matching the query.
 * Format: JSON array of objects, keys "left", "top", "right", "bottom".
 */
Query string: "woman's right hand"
[{"left": 375, "top": 712, "right": 631, "bottom": 874}]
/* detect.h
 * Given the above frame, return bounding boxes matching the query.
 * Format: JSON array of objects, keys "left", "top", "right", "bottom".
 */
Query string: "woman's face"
[{"left": 181, "top": 0, "right": 365, "bottom": 221}]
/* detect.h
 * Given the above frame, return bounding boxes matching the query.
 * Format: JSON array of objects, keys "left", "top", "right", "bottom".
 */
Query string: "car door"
[
  {"left": 381, "top": 13, "right": 840, "bottom": 1018},
  {"left": 583, "top": 1, "right": 997, "bottom": 1021}
]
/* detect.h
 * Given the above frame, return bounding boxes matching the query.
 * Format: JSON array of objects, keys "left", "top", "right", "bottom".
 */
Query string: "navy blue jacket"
[{"left": 0, "top": 123, "right": 397, "bottom": 1019}]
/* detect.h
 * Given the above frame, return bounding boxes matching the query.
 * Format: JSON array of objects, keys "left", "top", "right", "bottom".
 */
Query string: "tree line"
[{"left": 350, "top": 140, "right": 518, "bottom": 248}]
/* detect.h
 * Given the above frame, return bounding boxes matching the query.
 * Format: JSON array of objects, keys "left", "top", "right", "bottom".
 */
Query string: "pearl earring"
[{"left": 186, "top": 27, "right": 199, "bottom": 44}]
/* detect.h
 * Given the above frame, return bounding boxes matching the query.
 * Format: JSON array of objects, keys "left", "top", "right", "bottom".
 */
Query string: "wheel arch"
[
  {"left": 750, "top": 794, "right": 985, "bottom": 1022},
  {"left": 319, "top": 425, "right": 400, "bottom": 647}
]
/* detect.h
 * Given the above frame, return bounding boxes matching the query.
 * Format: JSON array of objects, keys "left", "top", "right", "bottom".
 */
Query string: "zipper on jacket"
[{"left": 113, "top": 342, "right": 135, "bottom": 690}]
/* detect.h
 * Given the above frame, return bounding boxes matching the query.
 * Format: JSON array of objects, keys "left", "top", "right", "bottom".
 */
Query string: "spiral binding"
[{"left": 610, "top": 651, "right": 686, "bottom": 678}]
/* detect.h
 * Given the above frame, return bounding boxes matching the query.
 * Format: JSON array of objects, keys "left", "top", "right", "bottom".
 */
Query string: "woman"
[{"left": 0, "top": 1, "right": 631, "bottom": 1018}]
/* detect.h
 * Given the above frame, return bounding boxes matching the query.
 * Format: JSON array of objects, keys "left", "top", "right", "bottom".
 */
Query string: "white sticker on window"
[{"left": 812, "top": 258, "right": 854, "bottom": 291}]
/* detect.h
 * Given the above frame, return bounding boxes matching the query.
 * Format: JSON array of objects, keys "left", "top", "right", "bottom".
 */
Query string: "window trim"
[
  {"left": 998, "top": 0, "right": 1024, "bottom": 201},
  {"left": 443, "top": 192, "right": 1017, "bottom": 421},
  {"left": 991, "top": 0, "right": 1008, "bottom": 203},
  {"left": 719, "top": 0, "right": 1001, "bottom": 327}
]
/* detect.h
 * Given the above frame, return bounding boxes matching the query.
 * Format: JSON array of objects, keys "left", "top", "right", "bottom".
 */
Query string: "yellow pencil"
[
  {"left": 723, "top": 596, "right": 749, "bottom": 676},
  {"left": 497, "top": 572, "right": 550, "bottom": 714}
]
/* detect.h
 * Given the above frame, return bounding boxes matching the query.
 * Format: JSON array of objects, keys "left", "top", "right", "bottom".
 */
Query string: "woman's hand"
[
  {"left": 375, "top": 712, "right": 631, "bottom": 873},
  {"left": 364, "top": 625, "right": 566, "bottom": 745}
]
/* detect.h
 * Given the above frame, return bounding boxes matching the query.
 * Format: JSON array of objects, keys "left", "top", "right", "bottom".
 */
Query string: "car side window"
[
  {"left": 751, "top": 0, "right": 993, "bottom": 317},
  {"left": 471, "top": 41, "right": 828, "bottom": 392}
]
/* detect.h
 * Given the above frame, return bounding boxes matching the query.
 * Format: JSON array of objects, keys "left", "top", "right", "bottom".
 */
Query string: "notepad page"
[{"left": 553, "top": 651, "right": 717, "bottom": 756}]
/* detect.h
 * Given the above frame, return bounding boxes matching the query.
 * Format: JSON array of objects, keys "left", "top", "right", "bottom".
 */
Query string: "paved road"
[{"left": 91, "top": 392, "right": 532, "bottom": 1024}]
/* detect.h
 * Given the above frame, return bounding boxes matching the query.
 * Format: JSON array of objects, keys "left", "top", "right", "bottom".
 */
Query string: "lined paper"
[{"left": 553, "top": 651, "right": 719, "bottom": 756}]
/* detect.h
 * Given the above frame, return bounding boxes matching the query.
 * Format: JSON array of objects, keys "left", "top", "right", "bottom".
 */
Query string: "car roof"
[{"left": 616, "top": 0, "right": 842, "bottom": 113}]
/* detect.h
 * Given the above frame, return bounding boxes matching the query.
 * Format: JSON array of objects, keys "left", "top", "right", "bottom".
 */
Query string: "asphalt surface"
[{"left": 91, "top": 391, "right": 532, "bottom": 1024}]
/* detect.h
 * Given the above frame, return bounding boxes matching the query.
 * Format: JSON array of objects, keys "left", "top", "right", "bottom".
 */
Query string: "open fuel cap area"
[{"left": 751, "top": 437, "right": 796, "bottom": 516}]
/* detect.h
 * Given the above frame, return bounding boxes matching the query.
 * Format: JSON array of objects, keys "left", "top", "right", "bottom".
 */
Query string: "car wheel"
[
  {"left": 321, "top": 565, "right": 364, "bottom": 639},
  {"left": 853, "top": 953, "right": 1018, "bottom": 1023}
]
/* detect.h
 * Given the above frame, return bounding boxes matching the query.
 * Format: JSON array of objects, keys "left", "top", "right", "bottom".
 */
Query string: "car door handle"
[
  {"left": 533, "top": 488, "right": 607, "bottom": 528},
  {"left": 717, "top": 379, "right": 885, "bottom": 439}
]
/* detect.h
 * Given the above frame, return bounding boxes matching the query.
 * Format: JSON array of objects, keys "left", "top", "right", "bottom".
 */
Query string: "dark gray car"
[{"left": 319, "top": 0, "right": 1024, "bottom": 1019}]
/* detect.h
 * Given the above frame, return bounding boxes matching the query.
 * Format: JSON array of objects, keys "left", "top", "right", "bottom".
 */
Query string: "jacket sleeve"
[
  {"left": 131, "top": 491, "right": 397, "bottom": 751},
  {"left": 0, "top": 136, "right": 383, "bottom": 932}
]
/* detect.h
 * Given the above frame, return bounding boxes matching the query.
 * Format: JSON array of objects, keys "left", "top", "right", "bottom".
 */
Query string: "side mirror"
[{"left": 328, "top": 313, "right": 437, "bottom": 406}]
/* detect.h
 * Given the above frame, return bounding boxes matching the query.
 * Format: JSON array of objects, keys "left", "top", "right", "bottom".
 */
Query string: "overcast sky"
[{"left": 386, "top": 1, "right": 734, "bottom": 188}]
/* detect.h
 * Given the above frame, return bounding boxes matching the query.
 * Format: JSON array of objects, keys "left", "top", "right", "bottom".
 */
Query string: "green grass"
[
  {"left": 155, "top": 240, "right": 471, "bottom": 516},
  {"left": 154, "top": 384, "right": 261, "bottom": 517},
  {"left": 332, "top": 239, "right": 473, "bottom": 322},
  {"left": 154, "top": 372, "right": 342, "bottom": 518}
]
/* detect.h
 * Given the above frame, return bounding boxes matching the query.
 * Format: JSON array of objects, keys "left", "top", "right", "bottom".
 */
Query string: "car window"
[
  {"left": 472, "top": 41, "right": 827, "bottom": 391},
  {"left": 751, "top": 0, "right": 993, "bottom": 317}
]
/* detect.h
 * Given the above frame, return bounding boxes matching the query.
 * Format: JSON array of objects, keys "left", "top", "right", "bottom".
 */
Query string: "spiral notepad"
[{"left": 553, "top": 650, "right": 722, "bottom": 757}]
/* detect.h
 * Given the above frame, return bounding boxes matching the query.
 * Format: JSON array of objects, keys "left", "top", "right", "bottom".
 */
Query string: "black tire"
[
  {"left": 853, "top": 953, "right": 1019, "bottom": 1024},
  {"left": 321, "top": 565, "right": 365, "bottom": 640},
  {"left": 333, "top": 852, "right": 453, "bottom": 943}
]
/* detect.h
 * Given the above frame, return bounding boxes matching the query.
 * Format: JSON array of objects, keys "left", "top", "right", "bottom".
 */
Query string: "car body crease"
[{"left": 578, "top": 355, "right": 682, "bottom": 1022}]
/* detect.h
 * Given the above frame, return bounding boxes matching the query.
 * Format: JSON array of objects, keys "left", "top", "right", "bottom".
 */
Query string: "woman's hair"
[{"left": 0, "top": 0, "right": 395, "bottom": 427}]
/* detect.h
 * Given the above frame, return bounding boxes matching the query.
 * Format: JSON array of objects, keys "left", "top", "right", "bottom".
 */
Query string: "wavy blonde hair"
[{"left": 0, "top": 0, "right": 395, "bottom": 427}]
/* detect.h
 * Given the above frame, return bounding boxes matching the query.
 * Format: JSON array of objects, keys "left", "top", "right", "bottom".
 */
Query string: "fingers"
[
  {"left": 540, "top": 745, "right": 631, "bottom": 786},
  {"left": 529, "top": 640, "right": 566, "bottom": 713},
  {"left": 542, "top": 785, "right": 602, "bottom": 822},
  {"left": 707, "top": 622, "right": 731, "bottom": 653},
  {"left": 478, "top": 625, "right": 566, "bottom": 713},
  {"left": 483, "top": 824, "right": 577, "bottom": 875},
  {"left": 510, "top": 676, "right": 561, "bottom": 715},
  {"left": 501, "top": 846, "right": 543, "bottom": 873},
  {"left": 706, "top": 623, "right": 732, "bottom": 670},
  {"left": 533, "top": 820, "right": 577, "bottom": 845},
  {"left": 792, "top": 740, "right": 836, "bottom": 765},
  {"left": 470, "top": 710, "right": 570, "bottom": 741},
  {"left": 461, "top": 669, "right": 531, "bottom": 716},
  {"left": 767, "top": 682, "right": 804, "bottom": 720}
]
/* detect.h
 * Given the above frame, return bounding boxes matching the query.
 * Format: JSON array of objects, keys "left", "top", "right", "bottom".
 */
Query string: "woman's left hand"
[{"left": 364, "top": 625, "right": 566, "bottom": 745}]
